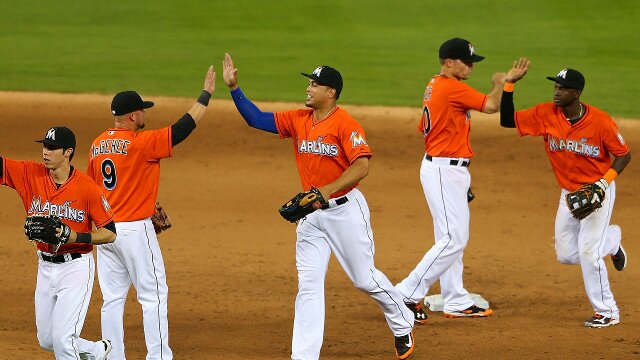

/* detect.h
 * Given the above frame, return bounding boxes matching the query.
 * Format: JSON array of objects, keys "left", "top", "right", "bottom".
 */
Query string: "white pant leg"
[
  {"left": 397, "top": 159, "right": 473, "bottom": 310},
  {"left": 291, "top": 214, "right": 332, "bottom": 360},
  {"left": 323, "top": 189, "right": 414, "bottom": 335},
  {"left": 98, "top": 240, "right": 132, "bottom": 360},
  {"left": 555, "top": 183, "right": 619, "bottom": 318},
  {"left": 99, "top": 220, "right": 172, "bottom": 360},
  {"left": 36, "top": 255, "right": 98, "bottom": 359},
  {"left": 440, "top": 252, "right": 472, "bottom": 312}
]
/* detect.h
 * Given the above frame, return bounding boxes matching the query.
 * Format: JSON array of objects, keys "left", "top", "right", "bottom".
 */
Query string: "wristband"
[
  {"left": 603, "top": 168, "right": 618, "bottom": 184},
  {"left": 197, "top": 90, "right": 211, "bottom": 106},
  {"left": 76, "top": 233, "right": 92, "bottom": 244},
  {"left": 503, "top": 82, "right": 515, "bottom": 92}
]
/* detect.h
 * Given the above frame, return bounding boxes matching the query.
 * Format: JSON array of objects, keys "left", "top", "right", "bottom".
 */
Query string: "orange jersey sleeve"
[
  {"left": 417, "top": 75, "right": 487, "bottom": 158},
  {"left": 1, "top": 158, "right": 114, "bottom": 254},
  {"left": 515, "top": 102, "right": 630, "bottom": 190},
  {"left": 274, "top": 107, "right": 372, "bottom": 198},
  {"left": 88, "top": 127, "right": 172, "bottom": 222}
]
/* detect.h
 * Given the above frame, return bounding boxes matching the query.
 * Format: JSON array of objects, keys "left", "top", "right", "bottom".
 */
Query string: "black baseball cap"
[
  {"left": 111, "top": 90, "right": 155, "bottom": 116},
  {"left": 35, "top": 126, "right": 76, "bottom": 149},
  {"left": 301, "top": 66, "right": 343, "bottom": 98},
  {"left": 439, "top": 38, "right": 485, "bottom": 62},
  {"left": 546, "top": 68, "right": 585, "bottom": 91}
]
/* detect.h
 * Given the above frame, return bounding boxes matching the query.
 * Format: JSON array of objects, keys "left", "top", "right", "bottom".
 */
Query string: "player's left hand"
[
  {"left": 279, "top": 188, "right": 328, "bottom": 223},
  {"left": 565, "top": 180, "right": 607, "bottom": 220},
  {"left": 24, "top": 215, "right": 71, "bottom": 247}
]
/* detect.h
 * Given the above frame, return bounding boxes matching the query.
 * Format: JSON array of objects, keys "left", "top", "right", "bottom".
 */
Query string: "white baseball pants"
[
  {"left": 396, "top": 156, "right": 475, "bottom": 312},
  {"left": 555, "top": 182, "right": 621, "bottom": 319},
  {"left": 97, "top": 219, "right": 172, "bottom": 360},
  {"left": 36, "top": 253, "right": 106, "bottom": 359},
  {"left": 291, "top": 188, "right": 414, "bottom": 360}
]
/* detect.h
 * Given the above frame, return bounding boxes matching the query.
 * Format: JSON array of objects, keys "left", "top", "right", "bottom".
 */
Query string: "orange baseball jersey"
[
  {"left": 418, "top": 75, "right": 488, "bottom": 158},
  {"left": 515, "top": 102, "right": 629, "bottom": 191},
  {"left": 87, "top": 127, "right": 172, "bottom": 222},
  {"left": 274, "top": 107, "right": 371, "bottom": 198},
  {"left": 1, "top": 158, "right": 114, "bottom": 254}
]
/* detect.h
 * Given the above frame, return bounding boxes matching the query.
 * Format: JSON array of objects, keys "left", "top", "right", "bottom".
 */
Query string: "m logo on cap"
[
  {"left": 46, "top": 128, "right": 56, "bottom": 140},
  {"left": 557, "top": 69, "right": 568, "bottom": 79},
  {"left": 468, "top": 44, "right": 475, "bottom": 56},
  {"left": 312, "top": 66, "right": 323, "bottom": 77}
]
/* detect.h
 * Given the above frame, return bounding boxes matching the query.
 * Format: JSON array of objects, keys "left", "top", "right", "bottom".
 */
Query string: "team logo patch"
[
  {"left": 616, "top": 131, "right": 625, "bottom": 146},
  {"left": 468, "top": 43, "right": 475, "bottom": 56},
  {"left": 101, "top": 195, "right": 112, "bottom": 212},
  {"left": 312, "top": 66, "right": 323, "bottom": 77},
  {"left": 423, "top": 86, "right": 432, "bottom": 101},
  {"left": 46, "top": 128, "right": 56, "bottom": 140},
  {"left": 350, "top": 131, "right": 368, "bottom": 148}
]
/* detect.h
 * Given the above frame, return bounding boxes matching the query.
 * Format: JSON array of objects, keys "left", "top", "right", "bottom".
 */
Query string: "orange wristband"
[
  {"left": 603, "top": 169, "right": 618, "bottom": 184},
  {"left": 503, "top": 82, "right": 515, "bottom": 92}
]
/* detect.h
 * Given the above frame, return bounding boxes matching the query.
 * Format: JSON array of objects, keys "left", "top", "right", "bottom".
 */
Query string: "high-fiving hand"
[
  {"left": 223, "top": 53, "right": 239, "bottom": 90},
  {"left": 506, "top": 58, "right": 530, "bottom": 83}
]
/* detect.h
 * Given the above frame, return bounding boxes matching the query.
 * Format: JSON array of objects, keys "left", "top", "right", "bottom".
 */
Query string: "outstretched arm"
[
  {"left": 172, "top": 66, "right": 217, "bottom": 146},
  {"left": 223, "top": 53, "right": 278, "bottom": 134},
  {"left": 500, "top": 58, "right": 530, "bottom": 128}
]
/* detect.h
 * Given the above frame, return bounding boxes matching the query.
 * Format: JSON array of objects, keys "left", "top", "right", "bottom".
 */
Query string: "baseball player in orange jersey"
[
  {"left": 87, "top": 66, "right": 215, "bottom": 359},
  {"left": 222, "top": 53, "right": 415, "bottom": 360},
  {"left": 1, "top": 126, "right": 116, "bottom": 360},
  {"left": 396, "top": 38, "right": 518, "bottom": 321},
  {"left": 501, "top": 60, "right": 631, "bottom": 328}
]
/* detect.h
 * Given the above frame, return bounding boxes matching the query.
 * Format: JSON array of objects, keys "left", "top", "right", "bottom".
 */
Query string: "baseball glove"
[
  {"left": 279, "top": 188, "right": 328, "bottom": 223},
  {"left": 24, "top": 215, "right": 71, "bottom": 248},
  {"left": 565, "top": 182, "right": 606, "bottom": 220},
  {"left": 151, "top": 202, "right": 172, "bottom": 234}
]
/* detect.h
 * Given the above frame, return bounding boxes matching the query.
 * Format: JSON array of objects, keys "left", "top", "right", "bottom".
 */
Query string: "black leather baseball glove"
[
  {"left": 565, "top": 182, "right": 606, "bottom": 220},
  {"left": 24, "top": 215, "right": 71, "bottom": 248},
  {"left": 279, "top": 188, "right": 328, "bottom": 223}
]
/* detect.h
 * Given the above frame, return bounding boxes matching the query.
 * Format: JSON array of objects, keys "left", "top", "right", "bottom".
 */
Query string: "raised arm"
[
  {"left": 223, "top": 53, "right": 278, "bottom": 134},
  {"left": 172, "top": 66, "right": 217, "bottom": 146}
]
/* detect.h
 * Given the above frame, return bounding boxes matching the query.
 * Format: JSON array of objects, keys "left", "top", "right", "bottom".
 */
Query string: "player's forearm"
[
  {"left": 611, "top": 152, "right": 631, "bottom": 175},
  {"left": 500, "top": 88, "right": 516, "bottom": 128},
  {"left": 230, "top": 88, "right": 278, "bottom": 133},
  {"left": 319, "top": 156, "right": 369, "bottom": 198},
  {"left": 483, "top": 84, "right": 503, "bottom": 114},
  {"left": 68, "top": 225, "right": 116, "bottom": 245}
]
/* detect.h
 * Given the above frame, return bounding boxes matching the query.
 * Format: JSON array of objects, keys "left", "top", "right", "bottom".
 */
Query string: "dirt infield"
[{"left": 0, "top": 91, "right": 638, "bottom": 359}]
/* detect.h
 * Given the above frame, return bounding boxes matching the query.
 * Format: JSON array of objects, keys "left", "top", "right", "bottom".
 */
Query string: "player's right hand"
[
  {"left": 223, "top": 53, "right": 239, "bottom": 90},
  {"left": 204, "top": 65, "right": 216, "bottom": 94},
  {"left": 506, "top": 57, "right": 530, "bottom": 83},
  {"left": 491, "top": 72, "right": 507, "bottom": 85}
]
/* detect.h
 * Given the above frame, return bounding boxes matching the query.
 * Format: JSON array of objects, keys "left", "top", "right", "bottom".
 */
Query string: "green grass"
[{"left": 1, "top": 0, "right": 638, "bottom": 117}]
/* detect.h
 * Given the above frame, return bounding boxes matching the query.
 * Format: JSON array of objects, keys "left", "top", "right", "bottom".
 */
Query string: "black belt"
[
  {"left": 425, "top": 154, "right": 470, "bottom": 167},
  {"left": 321, "top": 196, "right": 349, "bottom": 210},
  {"left": 39, "top": 252, "right": 83, "bottom": 264}
]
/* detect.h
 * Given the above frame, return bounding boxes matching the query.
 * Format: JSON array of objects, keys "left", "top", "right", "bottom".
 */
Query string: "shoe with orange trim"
[
  {"left": 443, "top": 305, "right": 493, "bottom": 318},
  {"left": 394, "top": 332, "right": 414, "bottom": 359},
  {"left": 406, "top": 302, "right": 428, "bottom": 324}
]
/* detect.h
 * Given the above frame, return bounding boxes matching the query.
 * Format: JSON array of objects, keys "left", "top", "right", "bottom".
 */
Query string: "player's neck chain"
[
  {"left": 566, "top": 103, "right": 584, "bottom": 123},
  {"left": 313, "top": 106, "right": 338, "bottom": 125}
]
